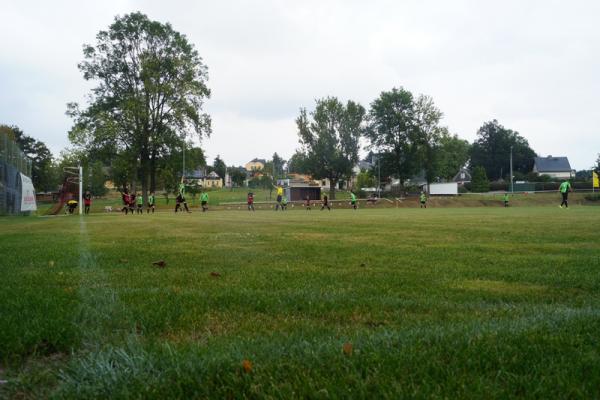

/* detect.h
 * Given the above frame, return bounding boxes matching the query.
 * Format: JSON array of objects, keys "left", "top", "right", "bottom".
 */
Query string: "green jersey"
[
  {"left": 282, "top": 196, "right": 287, "bottom": 205},
  {"left": 559, "top": 181, "right": 571, "bottom": 193},
  {"left": 350, "top": 193, "right": 357, "bottom": 202},
  {"left": 200, "top": 192, "right": 209, "bottom": 202},
  {"left": 420, "top": 193, "right": 427, "bottom": 202},
  {"left": 503, "top": 194, "right": 509, "bottom": 202},
  {"left": 148, "top": 195, "right": 155, "bottom": 205},
  {"left": 179, "top": 183, "right": 186, "bottom": 195},
  {"left": 136, "top": 196, "right": 143, "bottom": 205}
]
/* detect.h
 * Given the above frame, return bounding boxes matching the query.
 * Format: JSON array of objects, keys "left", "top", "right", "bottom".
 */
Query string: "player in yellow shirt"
[{"left": 274, "top": 184, "right": 284, "bottom": 211}]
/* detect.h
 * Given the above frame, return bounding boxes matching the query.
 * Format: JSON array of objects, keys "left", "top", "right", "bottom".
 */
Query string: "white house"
[{"left": 533, "top": 156, "right": 573, "bottom": 179}]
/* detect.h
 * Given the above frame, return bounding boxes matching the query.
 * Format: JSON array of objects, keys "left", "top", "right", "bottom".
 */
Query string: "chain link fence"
[{"left": 1, "top": 131, "right": 33, "bottom": 214}]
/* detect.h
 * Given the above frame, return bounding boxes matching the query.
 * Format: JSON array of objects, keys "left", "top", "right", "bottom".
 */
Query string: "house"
[
  {"left": 244, "top": 158, "right": 266, "bottom": 172},
  {"left": 533, "top": 156, "right": 573, "bottom": 179},
  {"left": 204, "top": 171, "right": 223, "bottom": 188},
  {"left": 183, "top": 170, "right": 223, "bottom": 189},
  {"left": 453, "top": 168, "right": 472, "bottom": 185}
]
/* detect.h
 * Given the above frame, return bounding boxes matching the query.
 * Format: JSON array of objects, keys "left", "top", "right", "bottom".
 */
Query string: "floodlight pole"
[
  {"left": 78, "top": 165, "right": 83, "bottom": 215},
  {"left": 510, "top": 146, "right": 514, "bottom": 193}
]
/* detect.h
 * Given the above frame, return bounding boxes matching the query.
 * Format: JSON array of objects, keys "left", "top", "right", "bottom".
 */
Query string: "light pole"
[{"left": 510, "top": 145, "right": 514, "bottom": 193}]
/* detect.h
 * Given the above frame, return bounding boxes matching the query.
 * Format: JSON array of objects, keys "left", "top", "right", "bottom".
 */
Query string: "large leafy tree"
[
  {"left": 287, "top": 151, "right": 310, "bottom": 174},
  {"left": 227, "top": 166, "right": 246, "bottom": 187},
  {"left": 436, "top": 131, "right": 471, "bottom": 180},
  {"left": 296, "top": 97, "right": 365, "bottom": 199},
  {"left": 366, "top": 88, "right": 445, "bottom": 185},
  {"left": 271, "top": 152, "right": 285, "bottom": 179},
  {"left": 67, "top": 12, "right": 211, "bottom": 208},
  {"left": 470, "top": 120, "right": 536, "bottom": 181}
]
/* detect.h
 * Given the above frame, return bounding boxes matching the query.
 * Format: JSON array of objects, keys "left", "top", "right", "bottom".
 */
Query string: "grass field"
[{"left": 1, "top": 206, "right": 600, "bottom": 398}]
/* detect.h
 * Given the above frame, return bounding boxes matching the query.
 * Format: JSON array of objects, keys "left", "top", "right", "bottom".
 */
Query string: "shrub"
[{"left": 471, "top": 166, "right": 490, "bottom": 193}]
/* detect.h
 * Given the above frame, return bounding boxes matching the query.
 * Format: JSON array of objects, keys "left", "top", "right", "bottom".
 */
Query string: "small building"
[
  {"left": 204, "top": 171, "right": 223, "bottom": 188},
  {"left": 453, "top": 168, "right": 472, "bottom": 185},
  {"left": 244, "top": 158, "right": 266, "bottom": 172},
  {"left": 533, "top": 156, "right": 573, "bottom": 179},
  {"left": 183, "top": 170, "right": 223, "bottom": 189},
  {"left": 282, "top": 179, "right": 321, "bottom": 202}
]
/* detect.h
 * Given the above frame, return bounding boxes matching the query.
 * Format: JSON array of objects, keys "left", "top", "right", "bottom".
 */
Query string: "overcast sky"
[{"left": 1, "top": 0, "right": 599, "bottom": 169}]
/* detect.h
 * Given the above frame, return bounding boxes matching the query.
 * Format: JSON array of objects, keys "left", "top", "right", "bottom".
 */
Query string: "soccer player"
[
  {"left": 419, "top": 191, "right": 427, "bottom": 208},
  {"left": 147, "top": 192, "right": 155, "bottom": 214},
  {"left": 281, "top": 196, "right": 288, "bottom": 211},
  {"left": 247, "top": 192, "right": 255, "bottom": 211},
  {"left": 559, "top": 179, "right": 572, "bottom": 208},
  {"left": 305, "top": 195, "right": 311, "bottom": 211},
  {"left": 175, "top": 192, "right": 191, "bottom": 213},
  {"left": 66, "top": 198, "right": 78, "bottom": 214},
  {"left": 128, "top": 193, "right": 136, "bottom": 215},
  {"left": 350, "top": 191, "right": 357, "bottom": 210},
  {"left": 274, "top": 184, "right": 284, "bottom": 211},
  {"left": 83, "top": 190, "right": 92, "bottom": 214},
  {"left": 321, "top": 194, "right": 331, "bottom": 211},
  {"left": 136, "top": 193, "right": 143, "bottom": 214},
  {"left": 200, "top": 191, "right": 209, "bottom": 212},
  {"left": 503, "top": 192, "right": 510, "bottom": 207},
  {"left": 121, "top": 190, "right": 130, "bottom": 214}
]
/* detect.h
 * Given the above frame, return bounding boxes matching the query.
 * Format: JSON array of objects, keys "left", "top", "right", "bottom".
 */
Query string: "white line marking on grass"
[{"left": 76, "top": 217, "right": 129, "bottom": 347}]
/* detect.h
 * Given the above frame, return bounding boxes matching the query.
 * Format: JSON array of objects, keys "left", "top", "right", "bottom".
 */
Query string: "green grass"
[{"left": 1, "top": 207, "right": 599, "bottom": 398}]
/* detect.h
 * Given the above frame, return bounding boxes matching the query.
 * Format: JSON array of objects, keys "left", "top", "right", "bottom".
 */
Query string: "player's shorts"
[
  {"left": 277, "top": 195, "right": 282, "bottom": 203},
  {"left": 201, "top": 201, "right": 207, "bottom": 206},
  {"left": 148, "top": 203, "right": 154, "bottom": 207}
]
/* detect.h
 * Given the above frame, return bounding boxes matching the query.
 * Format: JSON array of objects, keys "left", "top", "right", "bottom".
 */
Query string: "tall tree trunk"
[
  {"left": 140, "top": 146, "right": 150, "bottom": 212},
  {"left": 329, "top": 179, "right": 337, "bottom": 200},
  {"left": 150, "top": 148, "right": 157, "bottom": 192}
]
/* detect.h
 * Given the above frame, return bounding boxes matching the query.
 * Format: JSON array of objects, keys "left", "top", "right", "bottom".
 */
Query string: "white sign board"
[
  {"left": 429, "top": 182, "right": 458, "bottom": 195},
  {"left": 20, "top": 173, "right": 37, "bottom": 212}
]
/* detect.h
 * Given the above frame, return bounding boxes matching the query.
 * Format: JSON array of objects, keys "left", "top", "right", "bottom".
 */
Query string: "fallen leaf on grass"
[
  {"left": 119, "top": 258, "right": 128, "bottom": 263},
  {"left": 48, "top": 260, "right": 55, "bottom": 267},
  {"left": 342, "top": 342, "right": 353, "bottom": 356},
  {"left": 242, "top": 359, "right": 253, "bottom": 373},
  {"left": 152, "top": 260, "right": 166, "bottom": 268},
  {"left": 210, "top": 272, "right": 222, "bottom": 277}
]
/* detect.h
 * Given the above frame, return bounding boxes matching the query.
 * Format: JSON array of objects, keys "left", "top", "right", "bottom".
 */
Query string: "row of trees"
[{"left": 288, "top": 88, "right": 538, "bottom": 199}]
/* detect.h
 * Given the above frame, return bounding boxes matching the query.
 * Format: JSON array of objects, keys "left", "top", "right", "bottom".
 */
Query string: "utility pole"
[
  {"left": 378, "top": 155, "right": 381, "bottom": 197},
  {"left": 510, "top": 145, "right": 514, "bottom": 193},
  {"left": 78, "top": 165, "right": 83, "bottom": 215}
]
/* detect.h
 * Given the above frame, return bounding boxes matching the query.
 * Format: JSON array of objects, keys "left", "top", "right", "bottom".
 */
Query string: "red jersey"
[{"left": 247, "top": 194, "right": 254, "bottom": 204}]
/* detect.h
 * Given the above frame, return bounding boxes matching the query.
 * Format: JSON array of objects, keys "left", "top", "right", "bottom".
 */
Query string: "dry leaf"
[
  {"left": 242, "top": 359, "right": 253, "bottom": 373},
  {"left": 48, "top": 261, "right": 55, "bottom": 267},
  {"left": 342, "top": 342, "right": 353, "bottom": 356},
  {"left": 210, "top": 272, "right": 222, "bottom": 277},
  {"left": 152, "top": 260, "right": 166, "bottom": 268}
]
